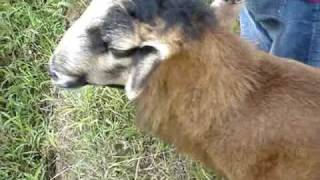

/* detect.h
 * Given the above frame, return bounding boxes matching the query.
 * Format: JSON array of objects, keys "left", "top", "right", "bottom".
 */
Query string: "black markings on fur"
[
  {"left": 125, "top": 0, "right": 217, "bottom": 39},
  {"left": 87, "top": 27, "right": 109, "bottom": 53},
  {"left": 100, "top": 5, "right": 135, "bottom": 47},
  {"left": 98, "top": 0, "right": 217, "bottom": 47}
]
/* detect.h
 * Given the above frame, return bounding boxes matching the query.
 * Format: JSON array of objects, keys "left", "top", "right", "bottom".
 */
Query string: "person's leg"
[
  {"left": 240, "top": 0, "right": 320, "bottom": 67},
  {"left": 309, "top": 22, "right": 320, "bottom": 67},
  {"left": 269, "top": 0, "right": 318, "bottom": 66},
  {"left": 239, "top": 0, "right": 286, "bottom": 52},
  {"left": 239, "top": 7, "right": 272, "bottom": 52}
]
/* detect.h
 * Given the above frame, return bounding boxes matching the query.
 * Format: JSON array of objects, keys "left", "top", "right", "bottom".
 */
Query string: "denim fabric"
[
  {"left": 240, "top": 0, "right": 320, "bottom": 67},
  {"left": 308, "top": 0, "right": 320, "bottom": 3}
]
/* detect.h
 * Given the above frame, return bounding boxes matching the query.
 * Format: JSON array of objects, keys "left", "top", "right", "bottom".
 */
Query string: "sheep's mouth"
[
  {"left": 53, "top": 81, "right": 88, "bottom": 89},
  {"left": 106, "top": 84, "right": 125, "bottom": 90},
  {"left": 55, "top": 83, "right": 124, "bottom": 90},
  {"left": 51, "top": 77, "right": 88, "bottom": 89}
]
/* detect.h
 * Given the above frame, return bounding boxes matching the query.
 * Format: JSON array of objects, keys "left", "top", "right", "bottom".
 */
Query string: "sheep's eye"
[{"left": 110, "top": 48, "right": 138, "bottom": 58}]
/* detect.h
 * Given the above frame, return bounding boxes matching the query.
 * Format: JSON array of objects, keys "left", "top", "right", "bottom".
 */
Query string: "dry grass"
[{"left": 52, "top": 87, "right": 216, "bottom": 179}]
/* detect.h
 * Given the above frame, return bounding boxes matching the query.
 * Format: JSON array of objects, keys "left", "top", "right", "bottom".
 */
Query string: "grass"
[
  {"left": 1, "top": 0, "right": 218, "bottom": 179},
  {"left": 1, "top": 0, "right": 67, "bottom": 179}
]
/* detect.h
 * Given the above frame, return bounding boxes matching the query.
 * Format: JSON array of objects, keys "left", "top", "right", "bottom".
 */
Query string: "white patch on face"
[
  {"left": 50, "top": 0, "right": 122, "bottom": 86},
  {"left": 52, "top": 0, "right": 115, "bottom": 62},
  {"left": 112, "top": 37, "right": 140, "bottom": 51},
  {"left": 80, "top": 0, "right": 115, "bottom": 25},
  {"left": 50, "top": 0, "right": 173, "bottom": 100},
  {"left": 85, "top": 53, "right": 131, "bottom": 85}
]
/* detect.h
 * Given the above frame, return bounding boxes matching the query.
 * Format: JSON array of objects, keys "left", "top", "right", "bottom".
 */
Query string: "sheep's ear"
[
  {"left": 125, "top": 41, "right": 170, "bottom": 100},
  {"left": 211, "top": 0, "right": 243, "bottom": 30}
]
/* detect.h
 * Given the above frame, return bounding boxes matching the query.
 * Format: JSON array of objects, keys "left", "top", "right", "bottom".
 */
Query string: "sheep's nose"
[
  {"left": 49, "top": 56, "right": 88, "bottom": 88},
  {"left": 49, "top": 68, "right": 59, "bottom": 80},
  {"left": 49, "top": 56, "right": 59, "bottom": 79},
  {"left": 49, "top": 67, "right": 88, "bottom": 88}
]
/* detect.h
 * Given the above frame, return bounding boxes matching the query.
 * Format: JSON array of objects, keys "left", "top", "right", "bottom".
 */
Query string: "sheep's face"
[{"left": 50, "top": 0, "right": 215, "bottom": 99}]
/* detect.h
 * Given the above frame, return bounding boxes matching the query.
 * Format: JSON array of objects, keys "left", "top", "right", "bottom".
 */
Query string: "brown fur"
[{"left": 135, "top": 29, "right": 320, "bottom": 180}]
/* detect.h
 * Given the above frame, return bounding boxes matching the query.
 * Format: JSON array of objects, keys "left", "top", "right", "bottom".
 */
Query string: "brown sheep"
[{"left": 49, "top": 0, "right": 320, "bottom": 179}]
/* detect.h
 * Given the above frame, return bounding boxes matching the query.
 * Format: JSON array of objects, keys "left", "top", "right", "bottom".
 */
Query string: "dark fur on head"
[
  {"left": 117, "top": 0, "right": 217, "bottom": 39},
  {"left": 50, "top": 0, "right": 220, "bottom": 99}
]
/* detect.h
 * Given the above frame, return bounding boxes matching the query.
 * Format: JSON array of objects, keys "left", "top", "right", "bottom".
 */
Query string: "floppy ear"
[
  {"left": 125, "top": 41, "right": 170, "bottom": 100},
  {"left": 211, "top": 0, "right": 244, "bottom": 30}
]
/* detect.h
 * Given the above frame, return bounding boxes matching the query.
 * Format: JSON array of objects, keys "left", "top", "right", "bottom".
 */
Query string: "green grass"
[
  {"left": 1, "top": 0, "right": 68, "bottom": 179},
  {"left": 1, "top": 0, "right": 218, "bottom": 179}
]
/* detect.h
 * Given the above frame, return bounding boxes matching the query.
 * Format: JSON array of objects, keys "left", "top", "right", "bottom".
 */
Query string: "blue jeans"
[{"left": 240, "top": 0, "right": 320, "bottom": 67}]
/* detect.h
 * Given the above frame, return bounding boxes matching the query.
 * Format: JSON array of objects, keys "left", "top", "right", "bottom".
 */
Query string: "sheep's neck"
[{"left": 135, "top": 31, "right": 261, "bottom": 168}]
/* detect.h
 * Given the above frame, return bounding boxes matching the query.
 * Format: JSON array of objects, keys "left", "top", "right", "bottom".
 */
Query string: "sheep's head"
[{"left": 50, "top": 0, "right": 216, "bottom": 99}]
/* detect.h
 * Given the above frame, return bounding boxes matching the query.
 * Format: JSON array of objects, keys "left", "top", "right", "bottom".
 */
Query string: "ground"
[{"left": 0, "top": 0, "right": 219, "bottom": 179}]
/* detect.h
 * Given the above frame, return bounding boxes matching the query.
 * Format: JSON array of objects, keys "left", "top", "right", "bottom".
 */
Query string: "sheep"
[{"left": 49, "top": 0, "right": 320, "bottom": 179}]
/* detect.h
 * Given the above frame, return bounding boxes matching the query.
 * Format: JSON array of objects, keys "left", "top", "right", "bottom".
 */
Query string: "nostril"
[{"left": 49, "top": 69, "right": 59, "bottom": 80}]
